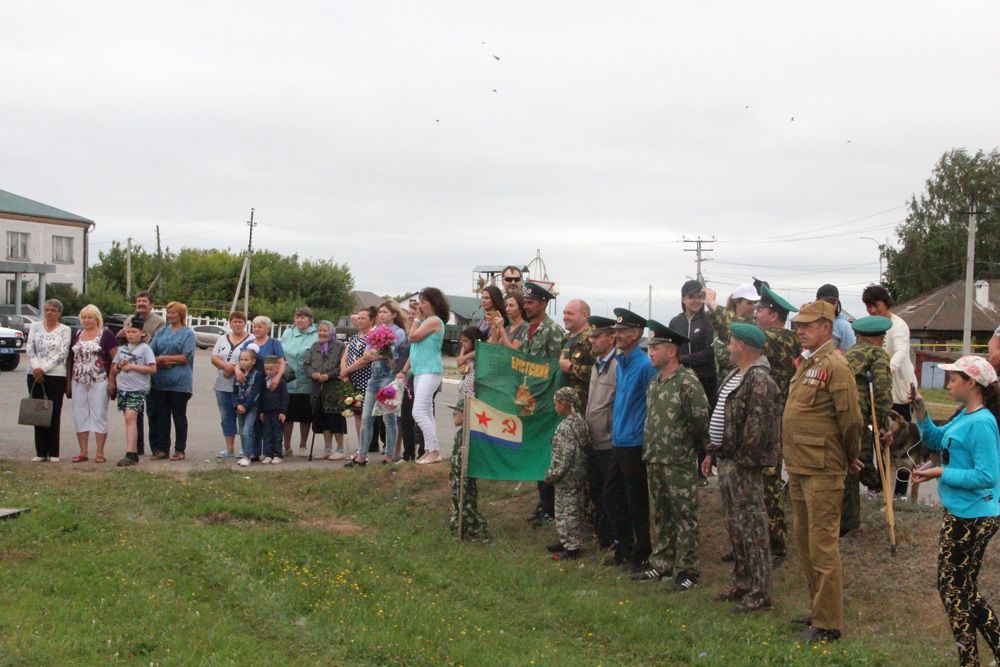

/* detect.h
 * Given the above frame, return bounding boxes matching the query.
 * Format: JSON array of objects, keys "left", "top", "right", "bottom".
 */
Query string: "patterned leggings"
[{"left": 938, "top": 511, "right": 1000, "bottom": 666}]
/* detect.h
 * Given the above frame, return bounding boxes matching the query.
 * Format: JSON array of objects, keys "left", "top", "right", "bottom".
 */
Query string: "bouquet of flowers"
[
  {"left": 365, "top": 325, "right": 397, "bottom": 359},
  {"left": 372, "top": 379, "right": 405, "bottom": 417},
  {"left": 336, "top": 382, "right": 365, "bottom": 418}
]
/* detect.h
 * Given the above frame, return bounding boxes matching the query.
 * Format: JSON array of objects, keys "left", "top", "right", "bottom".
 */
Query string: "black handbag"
[{"left": 19, "top": 379, "right": 53, "bottom": 428}]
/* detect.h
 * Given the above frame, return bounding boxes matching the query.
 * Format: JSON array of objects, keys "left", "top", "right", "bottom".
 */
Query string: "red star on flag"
[{"left": 476, "top": 411, "right": 493, "bottom": 427}]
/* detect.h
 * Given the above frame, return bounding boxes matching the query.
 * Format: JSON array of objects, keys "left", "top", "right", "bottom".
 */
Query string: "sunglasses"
[{"left": 503, "top": 277, "right": 522, "bottom": 283}]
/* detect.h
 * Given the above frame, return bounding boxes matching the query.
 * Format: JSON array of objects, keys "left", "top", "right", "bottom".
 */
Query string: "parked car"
[
  {"left": 193, "top": 324, "right": 229, "bottom": 350},
  {"left": 59, "top": 316, "right": 83, "bottom": 338},
  {"left": 105, "top": 314, "right": 128, "bottom": 336},
  {"left": 0, "top": 326, "right": 25, "bottom": 371},
  {"left": 0, "top": 314, "right": 35, "bottom": 337}
]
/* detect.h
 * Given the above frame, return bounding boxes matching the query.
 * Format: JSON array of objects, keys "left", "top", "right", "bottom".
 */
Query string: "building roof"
[
  {"left": 447, "top": 294, "right": 482, "bottom": 321},
  {"left": 895, "top": 279, "right": 1000, "bottom": 336},
  {"left": 0, "top": 189, "right": 93, "bottom": 224},
  {"left": 351, "top": 290, "right": 384, "bottom": 310}
]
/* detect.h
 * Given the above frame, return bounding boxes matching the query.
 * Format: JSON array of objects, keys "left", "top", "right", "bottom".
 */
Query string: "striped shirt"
[{"left": 709, "top": 372, "right": 743, "bottom": 448}]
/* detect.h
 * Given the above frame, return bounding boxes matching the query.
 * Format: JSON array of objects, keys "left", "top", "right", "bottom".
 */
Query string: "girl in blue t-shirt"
[{"left": 912, "top": 355, "right": 1000, "bottom": 666}]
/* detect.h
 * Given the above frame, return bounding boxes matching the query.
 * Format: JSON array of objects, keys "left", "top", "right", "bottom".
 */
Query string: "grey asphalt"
[{"left": 0, "top": 348, "right": 459, "bottom": 472}]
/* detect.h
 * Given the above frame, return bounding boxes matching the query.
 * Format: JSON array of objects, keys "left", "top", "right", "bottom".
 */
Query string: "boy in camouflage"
[
  {"left": 545, "top": 386, "right": 590, "bottom": 560},
  {"left": 449, "top": 400, "right": 490, "bottom": 541}
]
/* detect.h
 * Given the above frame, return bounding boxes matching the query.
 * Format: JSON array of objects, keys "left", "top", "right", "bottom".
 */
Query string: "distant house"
[
  {"left": 447, "top": 294, "right": 482, "bottom": 328},
  {"left": 0, "top": 189, "right": 94, "bottom": 310}
]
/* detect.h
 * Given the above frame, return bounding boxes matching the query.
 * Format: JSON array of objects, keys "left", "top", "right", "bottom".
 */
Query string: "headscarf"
[{"left": 317, "top": 320, "right": 335, "bottom": 356}]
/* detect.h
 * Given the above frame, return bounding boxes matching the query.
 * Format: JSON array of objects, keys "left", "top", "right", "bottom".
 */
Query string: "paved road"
[{"left": 0, "top": 349, "right": 459, "bottom": 472}]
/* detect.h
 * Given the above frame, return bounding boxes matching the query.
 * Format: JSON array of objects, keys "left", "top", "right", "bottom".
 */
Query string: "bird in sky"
[{"left": 492, "top": 55, "right": 500, "bottom": 60}]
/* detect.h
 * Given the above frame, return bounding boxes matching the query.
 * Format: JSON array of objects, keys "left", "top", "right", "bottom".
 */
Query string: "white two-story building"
[{"left": 0, "top": 189, "right": 94, "bottom": 311}]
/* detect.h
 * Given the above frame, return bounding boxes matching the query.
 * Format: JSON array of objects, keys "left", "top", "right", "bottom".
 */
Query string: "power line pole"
[
  {"left": 648, "top": 284, "right": 652, "bottom": 321},
  {"left": 683, "top": 236, "right": 716, "bottom": 282},
  {"left": 146, "top": 225, "right": 162, "bottom": 294},
  {"left": 126, "top": 237, "right": 133, "bottom": 298},
  {"left": 244, "top": 208, "right": 257, "bottom": 315},
  {"left": 962, "top": 200, "right": 978, "bottom": 354}
]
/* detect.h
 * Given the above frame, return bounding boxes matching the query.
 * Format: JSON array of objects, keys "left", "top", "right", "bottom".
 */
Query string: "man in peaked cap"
[
  {"left": 602, "top": 308, "right": 658, "bottom": 571},
  {"left": 521, "top": 281, "right": 568, "bottom": 527},
  {"left": 702, "top": 321, "right": 783, "bottom": 613},
  {"left": 816, "top": 284, "right": 855, "bottom": 353},
  {"left": 783, "top": 300, "right": 863, "bottom": 642},
  {"left": 584, "top": 315, "right": 619, "bottom": 548},
  {"left": 840, "top": 315, "right": 894, "bottom": 536},
  {"left": 630, "top": 320, "right": 711, "bottom": 591},
  {"left": 705, "top": 278, "right": 799, "bottom": 565}
]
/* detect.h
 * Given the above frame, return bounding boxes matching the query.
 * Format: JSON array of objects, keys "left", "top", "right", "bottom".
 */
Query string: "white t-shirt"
[{"left": 212, "top": 334, "right": 252, "bottom": 392}]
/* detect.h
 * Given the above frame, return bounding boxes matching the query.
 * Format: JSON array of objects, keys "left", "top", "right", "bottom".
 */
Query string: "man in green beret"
[
  {"left": 521, "top": 281, "right": 567, "bottom": 527},
  {"left": 706, "top": 279, "right": 800, "bottom": 565},
  {"left": 584, "top": 315, "right": 619, "bottom": 548},
  {"left": 702, "top": 322, "right": 783, "bottom": 612},
  {"left": 783, "top": 300, "right": 863, "bottom": 642},
  {"left": 840, "top": 315, "right": 894, "bottom": 536},
  {"left": 631, "top": 320, "right": 710, "bottom": 591}
]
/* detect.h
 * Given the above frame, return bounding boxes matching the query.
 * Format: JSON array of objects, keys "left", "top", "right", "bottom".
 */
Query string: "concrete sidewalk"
[{"left": 0, "top": 348, "right": 459, "bottom": 474}]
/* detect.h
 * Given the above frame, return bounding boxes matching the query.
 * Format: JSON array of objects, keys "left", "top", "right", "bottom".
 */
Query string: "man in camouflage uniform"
[
  {"left": 711, "top": 283, "right": 759, "bottom": 379},
  {"left": 706, "top": 279, "right": 799, "bottom": 564},
  {"left": 631, "top": 320, "right": 710, "bottom": 592},
  {"left": 545, "top": 387, "right": 591, "bottom": 560},
  {"left": 840, "top": 315, "right": 894, "bottom": 536},
  {"left": 449, "top": 400, "right": 490, "bottom": 541},
  {"left": 559, "top": 299, "right": 595, "bottom": 404},
  {"left": 521, "top": 281, "right": 567, "bottom": 526},
  {"left": 702, "top": 323, "right": 782, "bottom": 613}
]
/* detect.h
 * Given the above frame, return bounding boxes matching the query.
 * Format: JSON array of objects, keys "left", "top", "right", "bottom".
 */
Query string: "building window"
[
  {"left": 52, "top": 236, "right": 74, "bottom": 263},
  {"left": 6, "top": 231, "right": 29, "bottom": 260}
]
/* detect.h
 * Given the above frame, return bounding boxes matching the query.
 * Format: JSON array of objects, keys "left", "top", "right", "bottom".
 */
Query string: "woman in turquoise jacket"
[
  {"left": 912, "top": 355, "right": 1000, "bottom": 667},
  {"left": 280, "top": 307, "right": 318, "bottom": 457}
]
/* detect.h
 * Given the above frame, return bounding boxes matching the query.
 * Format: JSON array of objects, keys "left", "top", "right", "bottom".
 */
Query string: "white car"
[
  {"left": 193, "top": 324, "right": 229, "bottom": 350},
  {"left": 0, "top": 326, "right": 25, "bottom": 371}
]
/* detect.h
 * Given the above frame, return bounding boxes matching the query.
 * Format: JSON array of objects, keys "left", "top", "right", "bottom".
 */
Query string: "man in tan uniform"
[{"left": 782, "top": 300, "right": 863, "bottom": 643}]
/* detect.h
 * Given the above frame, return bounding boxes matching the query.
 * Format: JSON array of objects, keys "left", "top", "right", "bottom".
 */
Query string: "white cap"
[
  {"left": 731, "top": 283, "right": 761, "bottom": 301},
  {"left": 937, "top": 355, "right": 998, "bottom": 387}
]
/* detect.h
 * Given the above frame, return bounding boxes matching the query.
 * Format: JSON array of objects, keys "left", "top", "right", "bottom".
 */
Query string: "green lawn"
[{"left": 0, "top": 462, "right": 969, "bottom": 666}]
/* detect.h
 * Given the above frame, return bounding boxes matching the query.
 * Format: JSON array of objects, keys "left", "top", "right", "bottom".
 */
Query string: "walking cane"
[
  {"left": 457, "top": 396, "right": 472, "bottom": 541},
  {"left": 866, "top": 371, "right": 897, "bottom": 556}
]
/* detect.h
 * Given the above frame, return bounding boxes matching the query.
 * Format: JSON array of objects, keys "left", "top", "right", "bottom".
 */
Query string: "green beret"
[
  {"left": 523, "top": 282, "right": 554, "bottom": 301},
  {"left": 646, "top": 319, "right": 688, "bottom": 345},
  {"left": 758, "top": 282, "right": 798, "bottom": 314},
  {"left": 612, "top": 308, "right": 647, "bottom": 329},
  {"left": 587, "top": 315, "right": 616, "bottom": 332},
  {"left": 730, "top": 322, "right": 766, "bottom": 348},
  {"left": 852, "top": 315, "right": 892, "bottom": 336}
]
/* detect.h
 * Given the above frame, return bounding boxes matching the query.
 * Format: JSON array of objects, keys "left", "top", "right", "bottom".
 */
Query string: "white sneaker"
[
  {"left": 327, "top": 451, "right": 346, "bottom": 461},
  {"left": 31, "top": 456, "right": 47, "bottom": 462},
  {"left": 262, "top": 457, "right": 273, "bottom": 464},
  {"left": 271, "top": 457, "right": 283, "bottom": 465},
  {"left": 48, "top": 457, "right": 60, "bottom": 463},
  {"left": 298, "top": 448, "right": 307, "bottom": 457},
  {"left": 238, "top": 457, "right": 251, "bottom": 467}
]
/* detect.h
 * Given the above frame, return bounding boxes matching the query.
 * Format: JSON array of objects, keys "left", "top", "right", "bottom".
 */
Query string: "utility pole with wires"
[
  {"left": 683, "top": 236, "right": 716, "bottom": 282},
  {"left": 126, "top": 237, "right": 133, "bottom": 298},
  {"left": 146, "top": 226, "right": 162, "bottom": 294},
  {"left": 962, "top": 200, "right": 978, "bottom": 354},
  {"left": 648, "top": 285, "right": 652, "bottom": 321},
  {"left": 231, "top": 209, "right": 257, "bottom": 316}
]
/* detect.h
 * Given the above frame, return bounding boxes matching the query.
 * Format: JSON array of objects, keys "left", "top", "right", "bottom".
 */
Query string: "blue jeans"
[
  {"left": 238, "top": 406, "right": 260, "bottom": 458},
  {"left": 358, "top": 361, "right": 398, "bottom": 460},
  {"left": 215, "top": 390, "right": 238, "bottom": 437},
  {"left": 261, "top": 412, "right": 284, "bottom": 459}
]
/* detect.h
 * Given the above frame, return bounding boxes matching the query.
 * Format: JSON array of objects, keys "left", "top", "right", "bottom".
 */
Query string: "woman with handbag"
[
  {"left": 279, "top": 306, "right": 318, "bottom": 458},
  {"left": 24, "top": 299, "right": 71, "bottom": 462},
  {"left": 66, "top": 304, "right": 118, "bottom": 463}
]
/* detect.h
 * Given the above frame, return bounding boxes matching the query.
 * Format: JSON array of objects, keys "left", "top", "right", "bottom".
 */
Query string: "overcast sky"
[{"left": 3, "top": 1, "right": 998, "bottom": 322}]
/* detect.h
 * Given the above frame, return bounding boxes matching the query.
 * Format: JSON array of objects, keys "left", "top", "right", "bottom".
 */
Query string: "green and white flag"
[{"left": 469, "top": 342, "right": 560, "bottom": 481}]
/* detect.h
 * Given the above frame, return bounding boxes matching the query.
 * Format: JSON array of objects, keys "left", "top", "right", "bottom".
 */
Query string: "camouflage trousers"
[
  {"left": 554, "top": 478, "right": 586, "bottom": 551},
  {"left": 841, "top": 438, "right": 884, "bottom": 534},
  {"left": 718, "top": 460, "right": 772, "bottom": 606},
  {"left": 763, "top": 465, "right": 786, "bottom": 558},
  {"left": 449, "top": 448, "right": 490, "bottom": 541},
  {"left": 647, "top": 463, "right": 699, "bottom": 577},
  {"left": 938, "top": 511, "right": 1000, "bottom": 667}
]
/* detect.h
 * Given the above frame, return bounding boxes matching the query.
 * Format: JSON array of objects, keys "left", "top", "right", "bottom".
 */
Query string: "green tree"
[{"left": 884, "top": 149, "right": 1000, "bottom": 302}]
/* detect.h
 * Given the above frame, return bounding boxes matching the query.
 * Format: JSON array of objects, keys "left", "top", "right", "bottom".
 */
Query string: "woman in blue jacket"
[{"left": 912, "top": 355, "right": 1000, "bottom": 667}]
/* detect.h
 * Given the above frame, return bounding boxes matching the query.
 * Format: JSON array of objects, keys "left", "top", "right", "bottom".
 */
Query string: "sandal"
[
  {"left": 71, "top": 455, "right": 89, "bottom": 463},
  {"left": 95, "top": 456, "right": 107, "bottom": 463}
]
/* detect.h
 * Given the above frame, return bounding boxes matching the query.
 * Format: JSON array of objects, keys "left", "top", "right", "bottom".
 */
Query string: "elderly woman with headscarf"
[
  {"left": 303, "top": 319, "right": 348, "bottom": 460},
  {"left": 280, "top": 306, "right": 319, "bottom": 458}
]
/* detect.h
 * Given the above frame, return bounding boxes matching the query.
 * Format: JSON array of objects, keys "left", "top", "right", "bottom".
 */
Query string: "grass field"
[{"left": 0, "top": 460, "right": 992, "bottom": 666}]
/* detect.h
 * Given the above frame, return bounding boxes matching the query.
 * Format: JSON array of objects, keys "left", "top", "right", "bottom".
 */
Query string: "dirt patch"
[
  {"left": 300, "top": 517, "right": 366, "bottom": 535},
  {"left": 198, "top": 511, "right": 238, "bottom": 525},
  {"left": 0, "top": 549, "right": 36, "bottom": 562}
]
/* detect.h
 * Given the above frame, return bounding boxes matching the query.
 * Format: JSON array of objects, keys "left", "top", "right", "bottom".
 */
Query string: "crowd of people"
[{"left": 17, "top": 264, "right": 1000, "bottom": 664}]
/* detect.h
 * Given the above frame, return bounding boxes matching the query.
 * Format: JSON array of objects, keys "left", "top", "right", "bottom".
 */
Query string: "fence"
[{"left": 159, "top": 310, "right": 295, "bottom": 339}]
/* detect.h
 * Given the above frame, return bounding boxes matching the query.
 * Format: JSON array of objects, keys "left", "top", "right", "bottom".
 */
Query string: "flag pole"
[{"left": 457, "top": 393, "right": 472, "bottom": 541}]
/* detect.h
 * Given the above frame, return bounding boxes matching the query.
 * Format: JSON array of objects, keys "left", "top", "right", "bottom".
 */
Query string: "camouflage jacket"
[
  {"left": 643, "top": 365, "right": 711, "bottom": 466},
  {"left": 545, "top": 411, "right": 589, "bottom": 485},
  {"left": 713, "top": 306, "right": 800, "bottom": 402},
  {"left": 711, "top": 357, "right": 782, "bottom": 468},
  {"left": 560, "top": 326, "right": 595, "bottom": 404},
  {"left": 521, "top": 315, "right": 565, "bottom": 361},
  {"left": 710, "top": 308, "right": 752, "bottom": 378},
  {"left": 844, "top": 342, "right": 892, "bottom": 432}
]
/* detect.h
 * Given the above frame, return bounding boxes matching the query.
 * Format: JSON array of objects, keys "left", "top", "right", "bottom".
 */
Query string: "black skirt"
[
  {"left": 313, "top": 409, "right": 348, "bottom": 434},
  {"left": 286, "top": 393, "right": 313, "bottom": 423}
]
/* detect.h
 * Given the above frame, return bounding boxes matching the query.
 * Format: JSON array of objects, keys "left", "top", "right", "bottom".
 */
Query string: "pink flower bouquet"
[
  {"left": 373, "top": 379, "right": 405, "bottom": 417},
  {"left": 366, "top": 325, "right": 397, "bottom": 358}
]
